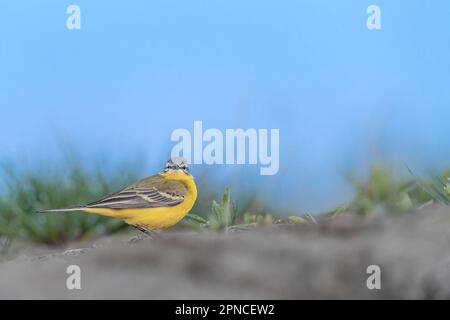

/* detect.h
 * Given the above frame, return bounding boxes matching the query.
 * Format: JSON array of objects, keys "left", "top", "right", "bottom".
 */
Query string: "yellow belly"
[
  {"left": 85, "top": 172, "right": 197, "bottom": 230},
  {"left": 85, "top": 204, "right": 190, "bottom": 229}
]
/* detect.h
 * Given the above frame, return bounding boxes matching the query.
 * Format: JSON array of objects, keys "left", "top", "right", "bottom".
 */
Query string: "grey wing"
[{"left": 85, "top": 186, "right": 186, "bottom": 209}]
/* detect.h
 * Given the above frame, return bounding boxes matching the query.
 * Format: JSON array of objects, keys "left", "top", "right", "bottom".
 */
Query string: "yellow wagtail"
[{"left": 40, "top": 157, "right": 197, "bottom": 236}]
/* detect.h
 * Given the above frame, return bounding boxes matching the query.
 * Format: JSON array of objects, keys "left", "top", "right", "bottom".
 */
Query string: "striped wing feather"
[{"left": 86, "top": 174, "right": 186, "bottom": 209}]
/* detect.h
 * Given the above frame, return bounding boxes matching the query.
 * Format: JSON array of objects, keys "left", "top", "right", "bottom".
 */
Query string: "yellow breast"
[{"left": 85, "top": 172, "right": 197, "bottom": 230}]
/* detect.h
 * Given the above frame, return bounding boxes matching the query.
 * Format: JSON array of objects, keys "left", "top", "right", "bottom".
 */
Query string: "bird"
[{"left": 39, "top": 157, "right": 197, "bottom": 237}]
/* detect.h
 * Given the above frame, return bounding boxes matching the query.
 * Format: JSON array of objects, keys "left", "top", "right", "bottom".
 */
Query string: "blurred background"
[{"left": 1, "top": 1, "right": 450, "bottom": 244}]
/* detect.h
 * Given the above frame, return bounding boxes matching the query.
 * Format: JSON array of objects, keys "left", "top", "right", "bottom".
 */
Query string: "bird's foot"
[
  {"left": 128, "top": 226, "right": 160, "bottom": 244},
  {"left": 128, "top": 234, "right": 146, "bottom": 244}
]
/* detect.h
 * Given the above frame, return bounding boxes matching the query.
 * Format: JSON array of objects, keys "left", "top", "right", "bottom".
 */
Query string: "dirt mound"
[{"left": 1, "top": 205, "right": 450, "bottom": 299}]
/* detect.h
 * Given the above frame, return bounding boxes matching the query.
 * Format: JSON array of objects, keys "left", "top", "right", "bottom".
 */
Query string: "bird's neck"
[
  {"left": 160, "top": 171, "right": 193, "bottom": 182},
  {"left": 160, "top": 171, "right": 197, "bottom": 198}
]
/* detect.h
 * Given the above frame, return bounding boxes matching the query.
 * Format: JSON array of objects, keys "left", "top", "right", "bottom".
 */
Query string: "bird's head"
[{"left": 163, "top": 157, "right": 190, "bottom": 175}]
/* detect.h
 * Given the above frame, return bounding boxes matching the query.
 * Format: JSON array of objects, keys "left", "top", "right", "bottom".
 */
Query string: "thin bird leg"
[{"left": 134, "top": 225, "right": 159, "bottom": 239}]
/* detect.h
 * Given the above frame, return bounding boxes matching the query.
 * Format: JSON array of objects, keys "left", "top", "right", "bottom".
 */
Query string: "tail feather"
[{"left": 38, "top": 207, "right": 86, "bottom": 214}]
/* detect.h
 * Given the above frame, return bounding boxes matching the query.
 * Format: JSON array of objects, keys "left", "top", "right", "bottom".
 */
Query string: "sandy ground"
[{"left": 1, "top": 205, "right": 450, "bottom": 299}]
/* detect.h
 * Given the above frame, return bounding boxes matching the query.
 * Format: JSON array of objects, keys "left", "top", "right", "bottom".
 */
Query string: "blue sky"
[{"left": 1, "top": 1, "right": 450, "bottom": 212}]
